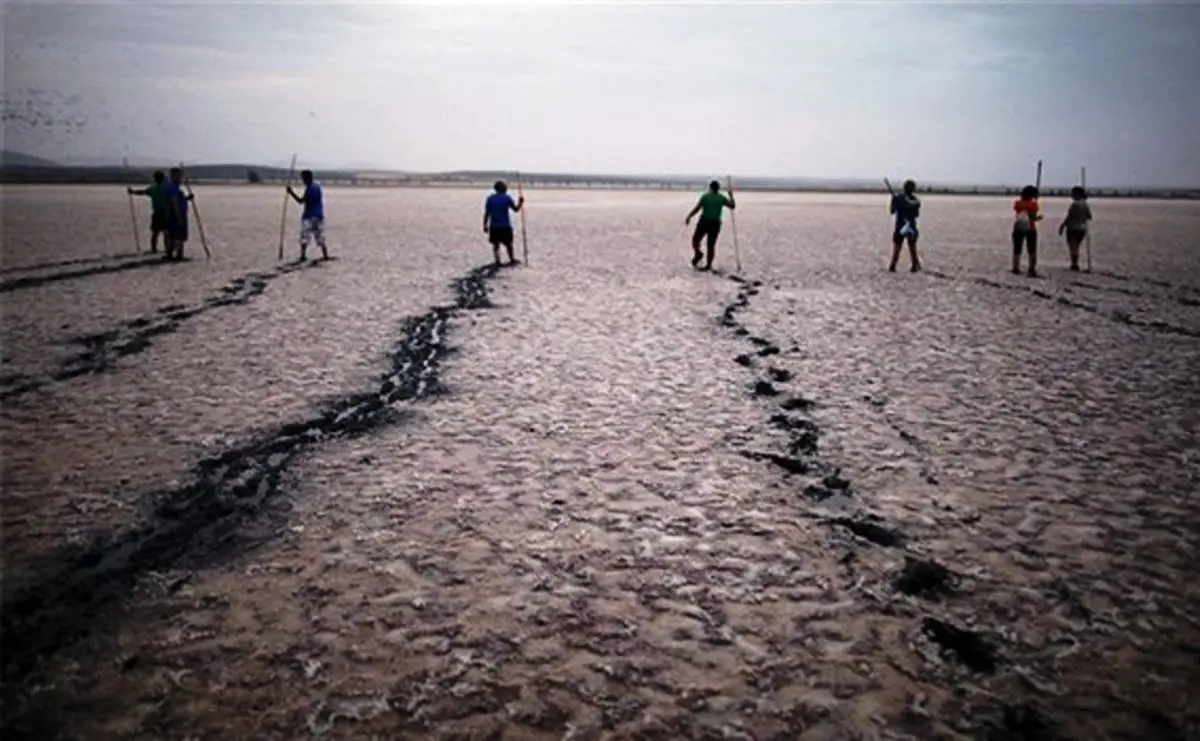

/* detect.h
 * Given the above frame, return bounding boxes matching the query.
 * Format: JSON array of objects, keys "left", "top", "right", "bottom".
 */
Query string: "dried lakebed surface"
[
  {"left": 0, "top": 257, "right": 336, "bottom": 401},
  {"left": 1, "top": 187, "right": 1198, "bottom": 740}
]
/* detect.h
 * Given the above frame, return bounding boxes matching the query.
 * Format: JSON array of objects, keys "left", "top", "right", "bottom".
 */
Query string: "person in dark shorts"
[
  {"left": 888, "top": 179, "right": 922, "bottom": 272},
  {"left": 684, "top": 180, "right": 735, "bottom": 271},
  {"left": 483, "top": 180, "right": 524, "bottom": 266},
  {"left": 1058, "top": 185, "right": 1092, "bottom": 271},
  {"left": 163, "top": 167, "right": 194, "bottom": 261},
  {"left": 1011, "top": 184, "right": 1042, "bottom": 277},
  {"left": 127, "top": 170, "right": 168, "bottom": 252}
]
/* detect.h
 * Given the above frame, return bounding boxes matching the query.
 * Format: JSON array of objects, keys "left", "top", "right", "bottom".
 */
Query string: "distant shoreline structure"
[{"left": 1, "top": 158, "right": 1196, "bottom": 200}]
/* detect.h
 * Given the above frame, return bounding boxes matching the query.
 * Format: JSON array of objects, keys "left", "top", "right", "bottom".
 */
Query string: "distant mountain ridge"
[{"left": 0, "top": 150, "right": 61, "bottom": 167}]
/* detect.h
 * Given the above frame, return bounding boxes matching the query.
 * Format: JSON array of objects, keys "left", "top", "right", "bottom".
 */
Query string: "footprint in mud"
[
  {"left": 807, "top": 470, "right": 850, "bottom": 497},
  {"left": 780, "top": 395, "right": 815, "bottom": 411},
  {"left": 753, "top": 380, "right": 778, "bottom": 397},
  {"left": 921, "top": 617, "right": 998, "bottom": 673},
  {"left": 740, "top": 450, "right": 812, "bottom": 475},
  {"left": 893, "top": 557, "right": 958, "bottom": 600},
  {"left": 832, "top": 516, "right": 904, "bottom": 547}
]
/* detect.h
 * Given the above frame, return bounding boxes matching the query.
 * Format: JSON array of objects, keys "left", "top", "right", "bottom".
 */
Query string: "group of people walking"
[
  {"left": 886, "top": 179, "right": 1094, "bottom": 276},
  {"left": 127, "top": 170, "right": 1094, "bottom": 275}
]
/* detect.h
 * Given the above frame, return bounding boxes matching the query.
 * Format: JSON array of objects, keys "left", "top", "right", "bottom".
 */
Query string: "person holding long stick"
[
  {"left": 1011, "top": 184, "right": 1043, "bottom": 277},
  {"left": 684, "top": 179, "right": 735, "bottom": 271},
  {"left": 163, "top": 166, "right": 194, "bottom": 261},
  {"left": 483, "top": 180, "right": 524, "bottom": 267},
  {"left": 286, "top": 170, "right": 328, "bottom": 261},
  {"left": 1058, "top": 185, "right": 1092, "bottom": 272},
  {"left": 128, "top": 170, "right": 168, "bottom": 253},
  {"left": 885, "top": 178, "right": 922, "bottom": 272}
]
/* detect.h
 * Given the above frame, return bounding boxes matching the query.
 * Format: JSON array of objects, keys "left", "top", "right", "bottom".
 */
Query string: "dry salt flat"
[{"left": 1, "top": 185, "right": 1198, "bottom": 741}]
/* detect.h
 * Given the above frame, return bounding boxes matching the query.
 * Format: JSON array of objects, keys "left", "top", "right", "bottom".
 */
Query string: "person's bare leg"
[
  {"left": 888, "top": 240, "right": 902, "bottom": 272},
  {"left": 1012, "top": 233, "right": 1022, "bottom": 274},
  {"left": 506, "top": 242, "right": 516, "bottom": 264},
  {"left": 492, "top": 243, "right": 501, "bottom": 267},
  {"left": 316, "top": 222, "right": 329, "bottom": 260},
  {"left": 908, "top": 236, "right": 921, "bottom": 271},
  {"left": 691, "top": 231, "right": 703, "bottom": 267},
  {"left": 704, "top": 232, "right": 717, "bottom": 270},
  {"left": 1068, "top": 236, "right": 1081, "bottom": 271}
]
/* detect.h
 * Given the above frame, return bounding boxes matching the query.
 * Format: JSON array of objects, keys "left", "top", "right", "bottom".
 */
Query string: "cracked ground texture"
[{"left": 1, "top": 187, "right": 1198, "bottom": 741}]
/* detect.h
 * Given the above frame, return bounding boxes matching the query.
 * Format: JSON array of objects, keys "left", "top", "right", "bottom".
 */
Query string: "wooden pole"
[
  {"left": 883, "top": 177, "right": 895, "bottom": 196},
  {"left": 516, "top": 171, "right": 529, "bottom": 267},
  {"left": 279, "top": 154, "right": 297, "bottom": 260},
  {"left": 179, "top": 161, "right": 211, "bottom": 259},
  {"left": 1035, "top": 160, "right": 1044, "bottom": 232},
  {"left": 1082, "top": 166, "right": 1092, "bottom": 272},
  {"left": 124, "top": 156, "right": 142, "bottom": 254},
  {"left": 727, "top": 175, "right": 741, "bottom": 274}
]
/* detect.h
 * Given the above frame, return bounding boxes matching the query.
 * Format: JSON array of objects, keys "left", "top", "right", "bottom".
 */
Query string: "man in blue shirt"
[
  {"left": 888, "top": 178, "right": 922, "bottom": 272},
  {"left": 287, "top": 170, "right": 328, "bottom": 261},
  {"left": 483, "top": 180, "right": 524, "bottom": 266},
  {"left": 164, "top": 167, "right": 194, "bottom": 261}
]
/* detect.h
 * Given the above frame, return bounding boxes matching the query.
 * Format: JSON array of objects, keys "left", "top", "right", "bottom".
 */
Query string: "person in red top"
[{"left": 1011, "top": 184, "right": 1042, "bottom": 277}]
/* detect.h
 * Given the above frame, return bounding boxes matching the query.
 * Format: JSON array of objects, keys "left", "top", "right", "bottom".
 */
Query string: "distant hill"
[
  {"left": 57, "top": 155, "right": 180, "bottom": 168},
  {"left": 1, "top": 150, "right": 60, "bottom": 167}
]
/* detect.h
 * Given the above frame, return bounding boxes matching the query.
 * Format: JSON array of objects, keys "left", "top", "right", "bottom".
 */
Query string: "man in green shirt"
[
  {"left": 684, "top": 179, "right": 736, "bottom": 271},
  {"left": 127, "top": 170, "right": 168, "bottom": 253}
]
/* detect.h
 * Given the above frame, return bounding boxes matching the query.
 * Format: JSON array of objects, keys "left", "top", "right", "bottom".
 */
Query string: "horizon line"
[{"left": 3, "top": 152, "right": 1199, "bottom": 192}]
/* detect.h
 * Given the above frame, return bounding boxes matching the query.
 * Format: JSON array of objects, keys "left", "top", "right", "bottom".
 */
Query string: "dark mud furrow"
[
  {"left": 0, "top": 254, "right": 183, "bottom": 294},
  {"left": 0, "top": 258, "right": 334, "bottom": 402},
  {"left": 1067, "top": 279, "right": 1200, "bottom": 308},
  {"left": 0, "top": 263, "right": 502, "bottom": 712},
  {"left": 925, "top": 270, "right": 1200, "bottom": 340},
  {"left": 719, "top": 277, "right": 908, "bottom": 541},
  {"left": 716, "top": 275, "right": 1043, "bottom": 733},
  {"left": 0, "top": 251, "right": 143, "bottom": 277},
  {"left": 1091, "top": 268, "right": 1200, "bottom": 295}
]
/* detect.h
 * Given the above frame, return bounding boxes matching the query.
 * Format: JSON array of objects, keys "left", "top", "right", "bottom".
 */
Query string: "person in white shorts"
[{"left": 287, "top": 169, "right": 328, "bottom": 261}]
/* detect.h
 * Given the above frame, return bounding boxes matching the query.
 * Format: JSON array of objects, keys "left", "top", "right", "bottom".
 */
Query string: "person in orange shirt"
[{"left": 1011, "top": 185, "right": 1042, "bottom": 277}]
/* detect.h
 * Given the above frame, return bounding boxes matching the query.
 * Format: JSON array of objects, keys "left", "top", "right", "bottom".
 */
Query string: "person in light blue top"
[
  {"left": 888, "top": 179, "right": 922, "bottom": 272},
  {"left": 287, "top": 170, "right": 328, "bottom": 261},
  {"left": 483, "top": 180, "right": 524, "bottom": 266}
]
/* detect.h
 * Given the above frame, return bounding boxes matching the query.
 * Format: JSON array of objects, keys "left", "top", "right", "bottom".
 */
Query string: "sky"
[{"left": 2, "top": 0, "right": 1199, "bottom": 187}]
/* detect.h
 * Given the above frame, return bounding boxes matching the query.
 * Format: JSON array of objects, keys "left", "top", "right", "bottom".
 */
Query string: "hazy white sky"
[{"left": 3, "top": 0, "right": 1199, "bottom": 187}]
